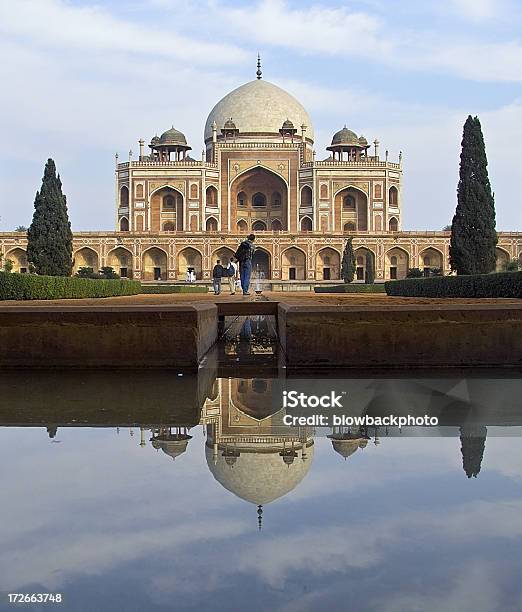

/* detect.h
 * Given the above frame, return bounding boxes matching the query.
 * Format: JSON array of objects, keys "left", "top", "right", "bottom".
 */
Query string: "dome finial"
[
  {"left": 257, "top": 504, "right": 263, "bottom": 530},
  {"left": 256, "top": 53, "right": 262, "bottom": 80}
]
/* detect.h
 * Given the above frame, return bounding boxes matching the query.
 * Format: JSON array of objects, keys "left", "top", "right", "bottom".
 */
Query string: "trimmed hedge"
[
  {"left": 385, "top": 271, "right": 522, "bottom": 298},
  {"left": 315, "top": 283, "right": 385, "bottom": 294},
  {"left": 140, "top": 284, "right": 208, "bottom": 294},
  {"left": 0, "top": 272, "right": 141, "bottom": 300}
]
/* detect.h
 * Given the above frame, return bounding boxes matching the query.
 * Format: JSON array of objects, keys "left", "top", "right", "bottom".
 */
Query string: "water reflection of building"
[
  {"left": 150, "top": 426, "right": 193, "bottom": 461},
  {"left": 328, "top": 426, "right": 370, "bottom": 460},
  {"left": 201, "top": 378, "right": 314, "bottom": 529}
]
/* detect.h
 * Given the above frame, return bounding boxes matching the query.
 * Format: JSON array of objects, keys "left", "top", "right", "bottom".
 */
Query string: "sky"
[{"left": 0, "top": 0, "right": 521, "bottom": 232}]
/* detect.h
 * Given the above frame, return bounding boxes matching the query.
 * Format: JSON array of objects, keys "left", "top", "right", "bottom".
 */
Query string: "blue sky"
[{"left": 0, "top": 0, "right": 521, "bottom": 231}]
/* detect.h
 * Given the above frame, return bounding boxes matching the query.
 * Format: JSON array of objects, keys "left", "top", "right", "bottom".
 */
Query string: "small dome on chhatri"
[
  {"left": 358, "top": 135, "right": 368, "bottom": 146},
  {"left": 282, "top": 118, "right": 295, "bottom": 129},
  {"left": 159, "top": 126, "right": 188, "bottom": 146},
  {"left": 223, "top": 117, "right": 237, "bottom": 130},
  {"left": 331, "top": 126, "right": 360, "bottom": 146},
  {"left": 150, "top": 135, "right": 160, "bottom": 145}
]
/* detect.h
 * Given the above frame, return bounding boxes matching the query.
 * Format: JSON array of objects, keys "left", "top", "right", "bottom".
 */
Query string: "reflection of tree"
[
  {"left": 460, "top": 425, "right": 487, "bottom": 478},
  {"left": 46, "top": 426, "right": 58, "bottom": 439}
]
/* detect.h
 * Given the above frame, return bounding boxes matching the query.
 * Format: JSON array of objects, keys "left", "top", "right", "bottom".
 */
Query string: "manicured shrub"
[
  {"left": 140, "top": 284, "right": 208, "bottom": 294},
  {"left": 0, "top": 272, "right": 141, "bottom": 300},
  {"left": 385, "top": 271, "right": 522, "bottom": 298},
  {"left": 315, "top": 283, "right": 385, "bottom": 294}
]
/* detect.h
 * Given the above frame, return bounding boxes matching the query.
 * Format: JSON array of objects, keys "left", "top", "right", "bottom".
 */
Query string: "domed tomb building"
[{"left": 2, "top": 59, "right": 520, "bottom": 281}]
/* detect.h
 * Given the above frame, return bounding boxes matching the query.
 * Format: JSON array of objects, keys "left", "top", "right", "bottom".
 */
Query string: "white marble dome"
[
  {"left": 204, "top": 79, "right": 314, "bottom": 142},
  {"left": 205, "top": 443, "right": 314, "bottom": 505}
]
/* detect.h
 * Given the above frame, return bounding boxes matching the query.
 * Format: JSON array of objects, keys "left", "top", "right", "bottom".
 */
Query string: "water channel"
[{"left": 1, "top": 316, "right": 522, "bottom": 611}]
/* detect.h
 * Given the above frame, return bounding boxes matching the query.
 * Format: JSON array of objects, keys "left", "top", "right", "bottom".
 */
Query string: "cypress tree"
[
  {"left": 341, "top": 238, "right": 356, "bottom": 283},
  {"left": 450, "top": 116, "right": 497, "bottom": 275},
  {"left": 459, "top": 425, "right": 487, "bottom": 478},
  {"left": 27, "top": 159, "right": 73, "bottom": 276},
  {"left": 365, "top": 250, "right": 375, "bottom": 284}
]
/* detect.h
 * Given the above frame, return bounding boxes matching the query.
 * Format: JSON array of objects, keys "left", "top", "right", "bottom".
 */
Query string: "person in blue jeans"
[
  {"left": 212, "top": 259, "right": 225, "bottom": 295},
  {"left": 235, "top": 234, "right": 256, "bottom": 296}
]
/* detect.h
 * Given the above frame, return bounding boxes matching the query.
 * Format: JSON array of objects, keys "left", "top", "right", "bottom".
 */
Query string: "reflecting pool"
[{"left": 1, "top": 369, "right": 522, "bottom": 612}]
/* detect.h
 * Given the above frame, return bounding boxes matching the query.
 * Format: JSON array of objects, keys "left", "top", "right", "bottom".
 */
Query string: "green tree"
[
  {"left": 365, "top": 250, "right": 375, "bottom": 284},
  {"left": 15, "top": 225, "right": 28, "bottom": 232},
  {"left": 341, "top": 238, "right": 356, "bottom": 283},
  {"left": 407, "top": 267, "right": 424, "bottom": 278},
  {"left": 99, "top": 266, "right": 120, "bottom": 279},
  {"left": 3, "top": 258, "right": 14, "bottom": 273},
  {"left": 450, "top": 116, "right": 497, "bottom": 275},
  {"left": 27, "top": 159, "right": 73, "bottom": 276}
]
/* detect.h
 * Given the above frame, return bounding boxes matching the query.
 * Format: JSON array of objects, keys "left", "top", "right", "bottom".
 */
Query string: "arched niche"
[
  {"left": 335, "top": 187, "right": 367, "bottom": 231},
  {"left": 281, "top": 247, "right": 306, "bottom": 280},
  {"left": 385, "top": 247, "right": 409, "bottom": 280},
  {"left": 74, "top": 247, "right": 99, "bottom": 273},
  {"left": 143, "top": 247, "right": 168, "bottom": 281},
  {"left": 316, "top": 247, "right": 340, "bottom": 281},
  {"left": 107, "top": 247, "right": 133, "bottom": 278},
  {"left": 178, "top": 247, "right": 202, "bottom": 281}
]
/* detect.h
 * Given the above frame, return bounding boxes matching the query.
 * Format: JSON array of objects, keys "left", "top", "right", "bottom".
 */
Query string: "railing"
[
  {"left": 302, "top": 160, "right": 401, "bottom": 169},
  {"left": 117, "top": 161, "right": 218, "bottom": 169}
]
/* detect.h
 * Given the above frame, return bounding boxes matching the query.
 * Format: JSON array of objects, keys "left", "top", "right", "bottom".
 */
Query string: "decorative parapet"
[
  {"left": 117, "top": 161, "right": 218, "bottom": 169},
  {"left": 302, "top": 160, "right": 401, "bottom": 169}
]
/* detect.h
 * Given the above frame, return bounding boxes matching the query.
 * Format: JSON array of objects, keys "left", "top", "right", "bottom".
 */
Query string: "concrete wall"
[
  {"left": 279, "top": 303, "right": 522, "bottom": 368},
  {"left": 0, "top": 304, "right": 217, "bottom": 369}
]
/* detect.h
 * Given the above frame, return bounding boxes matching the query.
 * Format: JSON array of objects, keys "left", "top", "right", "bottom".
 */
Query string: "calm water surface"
[{"left": 1, "top": 318, "right": 522, "bottom": 611}]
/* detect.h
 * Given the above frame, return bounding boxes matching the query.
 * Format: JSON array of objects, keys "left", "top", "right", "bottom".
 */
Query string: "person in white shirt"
[{"left": 224, "top": 257, "right": 238, "bottom": 294}]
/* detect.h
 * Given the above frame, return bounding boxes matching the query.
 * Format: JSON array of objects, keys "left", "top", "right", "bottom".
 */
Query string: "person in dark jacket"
[
  {"left": 212, "top": 259, "right": 225, "bottom": 295},
  {"left": 235, "top": 234, "right": 256, "bottom": 295}
]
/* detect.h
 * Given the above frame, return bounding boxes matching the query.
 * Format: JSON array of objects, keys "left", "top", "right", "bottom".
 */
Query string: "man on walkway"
[
  {"left": 224, "top": 257, "right": 238, "bottom": 295},
  {"left": 235, "top": 234, "right": 256, "bottom": 296},
  {"left": 212, "top": 259, "right": 224, "bottom": 295}
]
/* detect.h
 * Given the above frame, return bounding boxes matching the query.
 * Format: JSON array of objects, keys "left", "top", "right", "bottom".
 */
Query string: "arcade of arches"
[
  {"left": 3, "top": 242, "right": 520, "bottom": 281},
  {"left": 335, "top": 187, "right": 368, "bottom": 232}
]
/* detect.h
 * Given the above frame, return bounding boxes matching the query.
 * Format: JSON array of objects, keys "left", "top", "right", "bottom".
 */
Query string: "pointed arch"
[
  {"left": 177, "top": 247, "right": 203, "bottom": 281},
  {"left": 385, "top": 246, "right": 410, "bottom": 280},
  {"left": 73, "top": 247, "right": 99, "bottom": 273},
  {"left": 237, "top": 219, "right": 248, "bottom": 232},
  {"left": 271, "top": 219, "right": 283, "bottom": 231},
  {"left": 252, "top": 220, "right": 267, "bottom": 231},
  {"left": 281, "top": 246, "right": 307, "bottom": 280},
  {"left": 300, "top": 216, "right": 313, "bottom": 232},
  {"left": 5, "top": 248, "right": 28, "bottom": 273},
  {"left": 120, "top": 185, "right": 129, "bottom": 208},
  {"left": 142, "top": 246, "right": 168, "bottom": 281},
  {"left": 316, "top": 247, "right": 341, "bottom": 280},
  {"left": 388, "top": 217, "right": 399, "bottom": 232},
  {"left": 119, "top": 217, "right": 129, "bottom": 232},
  {"left": 107, "top": 246, "right": 133, "bottom": 278},
  {"left": 206, "top": 217, "right": 218, "bottom": 232}
]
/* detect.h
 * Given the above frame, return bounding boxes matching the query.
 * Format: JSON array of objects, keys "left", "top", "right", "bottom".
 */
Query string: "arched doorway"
[
  {"left": 282, "top": 247, "right": 306, "bottom": 280},
  {"left": 252, "top": 248, "right": 270, "bottom": 279},
  {"left": 120, "top": 186, "right": 129, "bottom": 208},
  {"left": 495, "top": 247, "right": 510, "bottom": 272},
  {"left": 231, "top": 166, "right": 288, "bottom": 231},
  {"left": 5, "top": 248, "right": 28, "bottom": 273},
  {"left": 386, "top": 248, "right": 409, "bottom": 280},
  {"left": 213, "top": 247, "right": 235, "bottom": 268},
  {"left": 300, "top": 185, "right": 312, "bottom": 208},
  {"left": 252, "top": 220, "right": 267, "bottom": 231},
  {"left": 316, "top": 248, "right": 340, "bottom": 280},
  {"left": 178, "top": 247, "right": 202, "bottom": 280},
  {"left": 237, "top": 219, "right": 248, "bottom": 232},
  {"left": 335, "top": 187, "right": 367, "bottom": 231},
  {"left": 119, "top": 217, "right": 129, "bottom": 232},
  {"left": 150, "top": 187, "right": 184, "bottom": 232},
  {"left": 163, "top": 221, "right": 175, "bottom": 231},
  {"left": 389, "top": 186, "right": 398, "bottom": 207},
  {"left": 420, "top": 248, "right": 443, "bottom": 274},
  {"left": 389, "top": 217, "right": 398, "bottom": 232},
  {"left": 271, "top": 219, "right": 282, "bottom": 231},
  {"left": 143, "top": 247, "right": 168, "bottom": 281},
  {"left": 74, "top": 247, "right": 99, "bottom": 274},
  {"left": 107, "top": 247, "right": 133, "bottom": 278},
  {"left": 206, "top": 217, "right": 218, "bottom": 232},
  {"left": 300, "top": 216, "right": 312, "bottom": 232},
  {"left": 206, "top": 185, "right": 218, "bottom": 207},
  {"left": 354, "top": 247, "right": 375, "bottom": 281}
]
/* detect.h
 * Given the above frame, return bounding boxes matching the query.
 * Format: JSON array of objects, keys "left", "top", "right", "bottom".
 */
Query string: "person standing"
[
  {"left": 212, "top": 259, "right": 224, "bottom": 295},
  {"left": 225, "top": 257, "right": 238, "bottom": 295},
  {"left": 235, "top": 233, "right": 256, "bottom": 296}
]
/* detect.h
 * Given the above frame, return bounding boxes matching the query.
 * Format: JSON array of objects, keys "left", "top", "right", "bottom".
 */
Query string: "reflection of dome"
[
  {"left": 205, "top": 443, "right": 314, "bottom": 504},
  {"left": 205, "top": 80, "right": 314, "bottom": 141},
  {"left": 152, "top": 434, "right": 192, "bottom": 461},
  {"left": 328, "top": 433, "right": 369, "bottom": 460}
]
